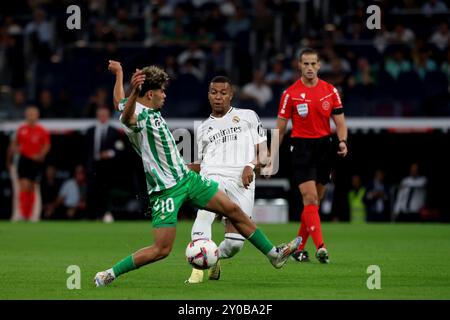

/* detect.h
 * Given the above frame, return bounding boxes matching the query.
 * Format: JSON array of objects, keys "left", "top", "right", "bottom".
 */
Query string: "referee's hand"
[{"left": 337, "top": 141, "right": 348, "bottom": 157}]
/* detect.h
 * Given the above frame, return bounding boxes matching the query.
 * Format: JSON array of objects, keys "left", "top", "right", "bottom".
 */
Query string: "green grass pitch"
[{"left": 1, "top": 221, "right": 450, "bottom": 300}]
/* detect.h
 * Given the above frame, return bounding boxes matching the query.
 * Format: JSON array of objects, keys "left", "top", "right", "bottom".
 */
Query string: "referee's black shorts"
[
  {"left": 17, "top": 155, "right": 43, "bottom": 181},
  {"left": 290, "top": 135, "right": 335, "bottom": 186}
]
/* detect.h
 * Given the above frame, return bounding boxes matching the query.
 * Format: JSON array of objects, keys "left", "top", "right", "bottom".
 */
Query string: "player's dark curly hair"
[{"left": 139, "top": 66, "right": 169, "bottom": 97}]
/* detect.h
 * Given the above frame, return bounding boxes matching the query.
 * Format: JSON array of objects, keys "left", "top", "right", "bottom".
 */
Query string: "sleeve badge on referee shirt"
[{"left": 296, "top": 103, "right": 308, "bottom": 118}]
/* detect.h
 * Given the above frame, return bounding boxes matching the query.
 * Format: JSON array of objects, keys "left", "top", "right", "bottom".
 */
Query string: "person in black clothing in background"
[{"left": 85, "top": 105, "right": 124, "bottom": 222}]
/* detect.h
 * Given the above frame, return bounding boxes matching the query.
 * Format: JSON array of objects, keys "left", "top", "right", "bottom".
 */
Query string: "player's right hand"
[
  {"left": 108, "top": 60, "right": 122, "bottom": 75},
  {"left": 131, "top": 69, "right": 145, "bottom": 93}
]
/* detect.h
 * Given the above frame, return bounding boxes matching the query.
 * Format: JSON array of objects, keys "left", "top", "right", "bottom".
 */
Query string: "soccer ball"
[{"left": 185, "top": 239, "right": 219, "bottom": 270}]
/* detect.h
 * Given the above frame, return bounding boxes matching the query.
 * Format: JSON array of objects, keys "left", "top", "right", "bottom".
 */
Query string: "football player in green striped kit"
[{"left": 94, "top": 62, "right": 301, "bottom": 287}]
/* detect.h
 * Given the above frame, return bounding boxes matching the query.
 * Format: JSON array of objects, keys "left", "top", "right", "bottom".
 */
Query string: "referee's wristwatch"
[{"left": 339, "top": 139, "right": 348, "bottom": 146}]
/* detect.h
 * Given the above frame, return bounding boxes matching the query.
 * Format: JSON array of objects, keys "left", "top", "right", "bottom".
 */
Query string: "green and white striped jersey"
[{"left": 118, "top": 98, "right": 188, "bottom": 194}]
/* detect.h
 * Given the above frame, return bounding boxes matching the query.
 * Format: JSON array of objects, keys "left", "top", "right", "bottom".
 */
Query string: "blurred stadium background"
[{"left": 0, "top": 0, "right": 449, "bottom": 224}]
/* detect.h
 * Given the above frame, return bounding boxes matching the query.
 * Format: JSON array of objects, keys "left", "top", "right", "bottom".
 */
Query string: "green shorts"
[{"left": 149, "top": 171, "right": 219, "bottom": 228}]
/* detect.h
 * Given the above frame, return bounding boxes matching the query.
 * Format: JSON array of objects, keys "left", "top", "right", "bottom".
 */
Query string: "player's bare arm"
[
  {"left": 121, "top": 70, "right": 145, "bottom": 127},
  {"left": 332, "top": 113, "right": 348, "bottom": 157},
  {"left": 108, "top": 60, "right": 125, "bottom": 110}
]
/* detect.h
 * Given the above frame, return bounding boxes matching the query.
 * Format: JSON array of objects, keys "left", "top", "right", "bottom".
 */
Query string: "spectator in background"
[
  {"left": 85, "top": 106, "right": 124, "bottom": 222},
  {"left": 240, "top": 70, "right": 273, "bottom": 112},
  {"left": 421, "top": 0, "right": 448, "bottom": 16},
  {"left": 393, "top": 163, "right": 427, "bottom": 222},
  {"left": 430, "top": 21, "right": 449, "bottom": 52},
  {"left": 37, "top": 89, "right": 58, "bottom": 118},
  {"left": 387, "top": 23, "right": 415, "bottom": 47},
  {"left": 44, "top": 165, "right": 87, "bottom": 219},
  {"left": 348, "top": 57, "right": 377, "bottom": 89},
  {"left": 413, "top": 47, "right": 437, "bottom": 80},
  {"left": 4, "top": 89, "right": 28, "bottom": 120},
  {"left": 373, "top": 23, "right": 390, "bottom": 53},
  {"left": 220, "top": 0, "right": 238, "bottom": 17},
  {"left": 385, "top": 49, "right": 412, "bottom": 80},
  {"left": 321, "top": 56, "right": 350, "bottom": 90},
  {"left": 163, "top": 54, "right": 179, "bottom": 80},
  {"left": 179, "top": 58, "right": 204, "bottom": 82},
  {"left": 364, "top": 169, "right": 390, "bottom": 222},
  {"left": 24, "top": 8, "right": 53, "bottom": 63},
  {"left": 195, "top": 25, "right": 215, "bottom": 45},
  {"left": 265, "top": 58, "right": 293, "bottom": 87},
  {"left": 441, "top": 50, "right": 450, "bottom": 85},
  {"left": 252, "top": 1, "right": 274, "bottom": 51},
  {"left": 348, "top": 174, "right": 367, "bottom": 223},
  {"left": 205, "top": 41, "right": 227, "bottom": 75},
  {"left": 204, "top": 4, "right": 227, "bottom": 39},
  {"left": 109, "top": 7, "right": 138, "bottom": 41},
  {"left": 159, "top": 4, "right": 190, "bottom": 43},
  {"left": 84, "top": 87, "right": 110, "bottom": 118},
  {"left": 177, "top": 41, "right": 206, "bottom": 79},
  {"left": 225, "top": 4, "right": 250, "bottom": 40},
  {"left": 41, "top": 164, "right": 61, "bottom": 218}
]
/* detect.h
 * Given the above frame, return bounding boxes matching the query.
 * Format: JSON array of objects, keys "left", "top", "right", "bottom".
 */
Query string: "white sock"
[
  {"left": 191, "top": 210, "right": 216, "bottom": 241},
  {"left": 106, "top": 268, "right": 116, "bottom": 278},
  {"left": 218, "top": 233, "right": 245, "bottom": 259}
]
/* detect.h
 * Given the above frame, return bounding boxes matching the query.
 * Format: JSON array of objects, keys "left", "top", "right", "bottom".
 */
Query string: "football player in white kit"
[{"left": 186, "top": 76, "right": 269, "bottom": 283}]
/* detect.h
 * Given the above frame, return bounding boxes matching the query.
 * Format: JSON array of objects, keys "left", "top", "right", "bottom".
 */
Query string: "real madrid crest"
[{"left": 232, "top": 116, "right": 240, "bottom": 123}]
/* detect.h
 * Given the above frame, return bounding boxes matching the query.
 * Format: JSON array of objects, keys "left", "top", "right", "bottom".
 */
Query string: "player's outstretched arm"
[
  {"left": 121, "top": 70, "right": 145, "bottom": 127},
  {"left": 108, "top": 60, "right": 125, "bottom": 110}
]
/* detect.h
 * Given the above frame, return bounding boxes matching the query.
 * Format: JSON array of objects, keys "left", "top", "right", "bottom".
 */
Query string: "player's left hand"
[
  {"left": 242, "top": 165, "right": 254, "bottom": 189},
  {"left": 337, "top": 141, "right": 348, "bottom": 157}
]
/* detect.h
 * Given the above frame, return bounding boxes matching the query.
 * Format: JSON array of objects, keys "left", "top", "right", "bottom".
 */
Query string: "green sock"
[
  {"left": 112, "top": 255, "right": 137, "bottom": 278},
  {"left": 247, "top": 228, "right": 274, "bottom": 255}
]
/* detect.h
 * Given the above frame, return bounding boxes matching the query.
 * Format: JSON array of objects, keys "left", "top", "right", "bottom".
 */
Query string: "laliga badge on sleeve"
[{"left": 296, "top": 103, "right": 308, "bottom": 118}]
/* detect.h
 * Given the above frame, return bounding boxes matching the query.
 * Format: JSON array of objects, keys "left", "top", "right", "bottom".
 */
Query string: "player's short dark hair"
[
  {"left": 298, "top": 48, "right": 320, "bottom": 61},
  {"left": 210, "top": 76, "right": 232, "bottom": 86},
  {"left": 139, "top": 65, "right": 169, "bottom": 97}
]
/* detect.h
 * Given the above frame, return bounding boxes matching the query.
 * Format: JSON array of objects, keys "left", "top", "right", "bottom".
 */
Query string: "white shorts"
[{"left": 207, "top": 174, "right": 255, "bottom": 218}]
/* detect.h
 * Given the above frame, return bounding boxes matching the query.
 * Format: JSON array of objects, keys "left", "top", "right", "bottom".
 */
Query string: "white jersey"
[{"left": 197, "top": 107, "right": 266, "bottom": 181}]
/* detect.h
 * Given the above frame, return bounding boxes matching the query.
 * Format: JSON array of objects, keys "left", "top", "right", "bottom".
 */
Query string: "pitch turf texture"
[{"left": 1, "top": 221, "right": 450, "bottom": 300}]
